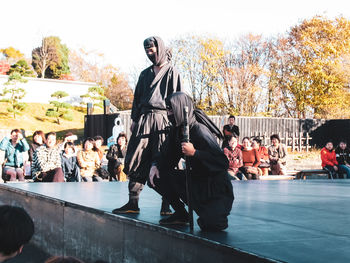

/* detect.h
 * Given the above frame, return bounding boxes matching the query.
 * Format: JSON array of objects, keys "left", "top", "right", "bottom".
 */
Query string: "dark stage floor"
[{"left": 7, "top": 179, "right": 350, "bottom": 263}]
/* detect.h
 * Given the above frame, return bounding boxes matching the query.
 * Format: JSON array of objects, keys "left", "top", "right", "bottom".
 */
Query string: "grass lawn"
[{"left": 0, "top": 102, "right": 102, "bottom": 142}]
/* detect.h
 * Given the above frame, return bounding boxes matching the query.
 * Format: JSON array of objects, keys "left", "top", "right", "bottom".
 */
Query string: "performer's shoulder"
[{"left": 139, "top": 66, "right": 153, "bottom": 76}]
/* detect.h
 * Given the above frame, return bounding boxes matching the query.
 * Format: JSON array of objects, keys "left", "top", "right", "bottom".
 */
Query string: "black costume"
[
  {"left": 152, "top": 92, "right": 234, "bottom": 231},
  {"left": 114, "top": 37, "right": 183, "bottom": 213}
]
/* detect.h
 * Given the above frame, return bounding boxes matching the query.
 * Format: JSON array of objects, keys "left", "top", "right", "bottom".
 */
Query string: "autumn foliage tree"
[
  {"left": 268, "top": 16, "right": 350, "bottom": 118},
  {"left": 70, "top": 48, "right": 133, "bottom": 110},
  {"left": 32, "top": 36, "right": 70, "bottom": 79},
  {"left": 105, "top": 73, "right": 133, "bottom": 110},
  {"left": 171, "top": 35, "right": 269, "bottom": 115},
  {"left": 0, "top": 47, "right": 24, "bottom": 65},
  {"left": 170, "top": 16, "right": 350, "bottom": 119}
]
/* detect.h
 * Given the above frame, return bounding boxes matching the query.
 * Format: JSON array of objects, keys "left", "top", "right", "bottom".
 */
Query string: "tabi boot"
[
  {"left": 159, "top": 210, "right": 189, "bottom": 225},
  {"left": 112, "top": 201, "right": 140, "bottom": 214}
]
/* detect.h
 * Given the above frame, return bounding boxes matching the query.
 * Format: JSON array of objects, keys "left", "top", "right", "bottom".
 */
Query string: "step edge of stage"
[{"left": 0, "top": 183, "right": 282, "bottom": 263}]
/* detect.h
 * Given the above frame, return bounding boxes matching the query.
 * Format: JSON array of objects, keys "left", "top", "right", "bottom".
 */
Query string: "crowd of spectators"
[
  {"left": 321, "top": 140, "right": 350, "bottom": 179},
  {"left": 0, "top": 129, "right": 128, "bottom": 183},
  {"left": 1, "top": 117, "right": 350, "bottom": 183},
  {"left": 221, "top": 115, "right": 288, "bottom": 180}
]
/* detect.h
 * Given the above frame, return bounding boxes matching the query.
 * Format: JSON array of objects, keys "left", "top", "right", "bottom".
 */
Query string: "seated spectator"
[
  {"left": 252, "top": 138, "right": 270, "bottom": 176},
  {"left": 222, "top": 115, "right": 240, "bottom": 149},
  {"left": 31, "top": 132, "right": 65, "bottom": 182},
  {"left": 61, "top": 142, "right": 81, "bottom": 182},
  {"left": 93, "top": 135, "right": 104, "bottom": 162},
  {"left": 335, "top": 140, "right": 350, "bottom": 179},
  {"left": 28, "top": 130, "right": 45, "bottom": 163},
  {"left": 268, "top": 134, "right": 287, "bottom": 175},
  {"left": 77, "top": 138, "right": 102, "bottom": 182},
  {"left": 59, "top": 132, "right": 78, "bottom": 153},
  {"left": 93, "top": 136, "right": 110, "bottom": 180},
  {"left": 240, "top": 137, "right": 260, "bottom": 180},
  {"left": 0, "top": 205, "right": 34, "bottom": 262},
  {"left": 0, "top": 129, "right": 29, "bottom": 182},
  {"left": 45, "top": 256, "right": 85, "bottom": 263},
  {"left": 223, "top": 135, "right": 245, "bottom": 180},
  {"left": 106, "top": 132, "right": 128, "bottom": 182},
  {"left": 321, "top": 141, "right": 338, "bottom": 179}
]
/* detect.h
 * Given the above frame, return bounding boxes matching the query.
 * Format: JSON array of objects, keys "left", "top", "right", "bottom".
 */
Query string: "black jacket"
[
  {"left": 335, "top": 147, "right": 350, "bottom": 165},
  {"left": 223, "top": 124, "right": 240, "bottom": 138},
  {"left": 106, "top": 144, "right": 126, "bottom": 171},
  {"left": 61, "top": 154, "right": 81, "bottom": 182},
  {"left": 157, "top": 92, "right": 228, "bottom": 177}
]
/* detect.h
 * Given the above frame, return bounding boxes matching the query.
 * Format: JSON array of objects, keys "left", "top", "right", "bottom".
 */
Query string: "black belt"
[{"left": 140, "top": 108, "right": 167, "bottom": 115}]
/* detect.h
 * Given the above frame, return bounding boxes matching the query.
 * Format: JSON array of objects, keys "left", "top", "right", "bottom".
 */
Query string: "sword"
[{"left": 183, "top": 106, "right": 194, "bottom": 231}]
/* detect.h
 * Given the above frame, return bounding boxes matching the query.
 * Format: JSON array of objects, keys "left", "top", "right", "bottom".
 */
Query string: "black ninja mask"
[
  {"left": 144, "top": 38, "right": 157, "bottom": 64},
  {"left": 166, "top": 92, "right": 196, "bottom": 127},
  {"left": 143, "top": 36, "right": 168, "bottom": 66}
]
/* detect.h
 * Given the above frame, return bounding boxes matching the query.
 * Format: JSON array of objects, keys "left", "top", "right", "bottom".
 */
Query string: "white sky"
[{"left": 1, "top": 0, "right": 350, "bottom": 78}]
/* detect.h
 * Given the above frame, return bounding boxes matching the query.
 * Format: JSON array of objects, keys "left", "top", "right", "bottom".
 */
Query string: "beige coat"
[{"left": 77, "top": 150, "right": 100, "bottom": 178}]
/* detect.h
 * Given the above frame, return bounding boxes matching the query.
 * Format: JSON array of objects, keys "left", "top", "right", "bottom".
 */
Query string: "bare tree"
[{"left": 32, "top": 38, "right": 59, "bottom": 78}]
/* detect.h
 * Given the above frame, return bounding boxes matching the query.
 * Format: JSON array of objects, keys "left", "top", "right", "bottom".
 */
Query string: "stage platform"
[{"left": 1, "top": 180, "right": 350, "bottom": 263}]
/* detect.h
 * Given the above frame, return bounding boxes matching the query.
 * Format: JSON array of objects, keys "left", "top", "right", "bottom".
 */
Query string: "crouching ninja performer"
[
  {"left": 112, "top": 36, "right": 183, "bottom": 215},
  {"left": 149, "top": 92, "right": 234, "bottom": 231}
]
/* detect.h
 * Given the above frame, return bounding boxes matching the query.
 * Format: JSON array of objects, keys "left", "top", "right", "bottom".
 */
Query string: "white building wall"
[{"left": 0, "top": 75, "right": 96, "bottom": 105}]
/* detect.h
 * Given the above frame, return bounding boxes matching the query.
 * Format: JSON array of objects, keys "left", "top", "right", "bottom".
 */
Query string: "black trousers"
[
  {"left": 323, "top": 166, "right": 339, "bottom": 179},
  {"left": 149, "top": 169, "right": 234, "bottom": 231}
]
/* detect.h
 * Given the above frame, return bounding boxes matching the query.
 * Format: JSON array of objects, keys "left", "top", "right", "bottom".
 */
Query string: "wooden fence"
[
  {"left": 2, "top": 112, "right": 348, "bottom": 151},
  {"left": 248, "top": 131, "right": 312, "bottom": 152},
  {"left": 116, "top": 114, "right": 315, "bottom": 151}
]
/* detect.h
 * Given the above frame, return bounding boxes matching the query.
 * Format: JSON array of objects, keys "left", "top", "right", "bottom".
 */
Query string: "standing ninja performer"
[
  {"left": 112, "top": 36, "right": 183, "bottom": 215},
  {"left": 149, "top": 92, "right": 234, "bottom": 231}
]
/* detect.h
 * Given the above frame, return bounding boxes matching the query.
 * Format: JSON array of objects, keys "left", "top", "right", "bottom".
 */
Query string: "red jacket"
[
  {"left": 257, "top": 146, "right": 269, "bottom": 161},
  {"left": 321, "top": 147, "right": 338, "bottom": 168}
]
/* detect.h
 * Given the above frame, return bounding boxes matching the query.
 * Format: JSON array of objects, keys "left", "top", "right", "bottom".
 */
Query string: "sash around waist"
[{"left": 140, "top": 108, "right": 167, "bottom": 115}]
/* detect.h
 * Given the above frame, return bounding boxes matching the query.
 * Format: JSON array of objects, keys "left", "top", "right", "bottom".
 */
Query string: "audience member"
[
  {"left": 240, "top": 137, "right": 261, "bottom": 180},
  {"left": 268, "top": 134, "right": 287, "bottom": 175},
  {"left": 335, "top": 140, "right": 350, "bottom": 178},
  {"left": 45, "top": 256, "right": 85, "bottom": 263},
  {"left": 106, "top": 132, "right": 128, "bottom": 182},
  {"left": 0, "top": 205, "right": 34, "bottom": 262},
  {"left": 31, "top": 132, "right": 65, "bottom": 182},
  {"left": 61, "top": 142, "right": 81, "bottom": 182},
  {"left": 93, "top": 135, "right": 104, "bottom": 162},
  {"left": 28, "top": 130, "right": 45, "bottom": 162},
  {"left": 0, "top": 129, "right": 29, "bottom": 182},
  {"left": 222, "top": 115, "right": 240, "bottom": 149},
  {"left": 94, "top": 136, "right": 111, "bottom": 180},
  {"left": 252, "top": 138, "right": 270, "bottom": 176},
  {"left": 223, "top": 135, "right": 245, "bottom": 180},
  {"left": 77, "top": 138, "right": 102, "bottom": 182},
  {"left": 321, "top": 141, "right": 338, "bottom": 179},
  {"left": 59, "top": 132, "right": 78, "bottom": 152}
]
